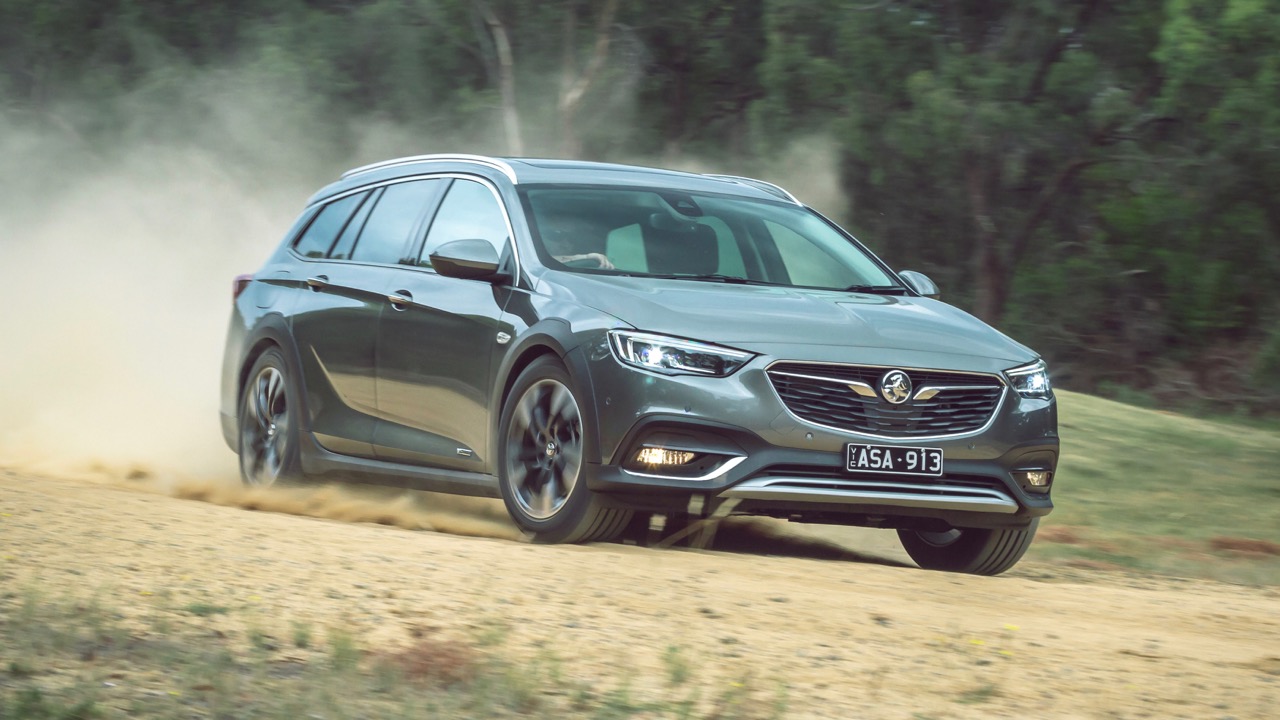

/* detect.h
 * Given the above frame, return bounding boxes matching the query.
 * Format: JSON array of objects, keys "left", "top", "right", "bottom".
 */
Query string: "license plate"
[{"left": 846, "top": 443, "right": 943, "bottom": 477}]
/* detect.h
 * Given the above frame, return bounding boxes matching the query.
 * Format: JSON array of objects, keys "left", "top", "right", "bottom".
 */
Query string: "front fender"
[{"left": 487, "top": 290, "right": 629, "bottom": 469}]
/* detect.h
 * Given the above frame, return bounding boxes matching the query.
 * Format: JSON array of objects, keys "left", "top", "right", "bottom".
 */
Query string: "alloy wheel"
[
  {"left": 504, "top": 378, "right": 584, "bottom": 519},
  {"left": 240, "top": 365, "right": 290, "bottom": 486}
]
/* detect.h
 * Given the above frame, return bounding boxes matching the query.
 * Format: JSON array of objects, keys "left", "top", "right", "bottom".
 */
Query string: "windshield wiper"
[
  {"left": 842, "top": 284, "right": 907, "bottom": 295},
  {"left": 642, "top": 273, "right": 782, "bottom": 286}
]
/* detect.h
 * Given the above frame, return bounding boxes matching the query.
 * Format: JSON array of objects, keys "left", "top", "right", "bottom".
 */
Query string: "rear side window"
[
  {"left": 329, "top": 187, "right": 381, "bottom": 260},
  {"left": 293, "top": 192, "right": 368, "bottom": 258},
  {"left": 349, "top": 180, "right": 440, "bottom": 264},
  {"left": 419, "top": 179, "right": 510, "bottom": 266}
]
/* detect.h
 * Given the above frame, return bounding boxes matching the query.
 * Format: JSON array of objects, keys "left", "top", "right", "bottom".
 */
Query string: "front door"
[{"left": 373, "top": 177, "right": 516, "bottom": 470}]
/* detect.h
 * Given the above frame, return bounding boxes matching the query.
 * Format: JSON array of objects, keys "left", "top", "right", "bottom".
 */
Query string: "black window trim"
[
  {"left": 402, "top": 173, "right": 523, "bottom": 282},
  {"left": 288, "top": 177, "right": 426, "bottom": 266},
  {"left": 286, "top": 172, "right": 524, "bottom": 283}
]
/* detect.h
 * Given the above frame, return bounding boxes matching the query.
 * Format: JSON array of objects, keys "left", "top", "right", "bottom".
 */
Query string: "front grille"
[{"left": 767, "top": 362, "right": 1004, "bottom": 438}]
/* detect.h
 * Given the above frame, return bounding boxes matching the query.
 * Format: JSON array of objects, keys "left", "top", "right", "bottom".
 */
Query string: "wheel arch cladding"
[
  {"left": 236, "top": 318, "right": 306, "bottom": 419},
  {"left": 238, "top": 338, "right": 281, "bottom": 406}
]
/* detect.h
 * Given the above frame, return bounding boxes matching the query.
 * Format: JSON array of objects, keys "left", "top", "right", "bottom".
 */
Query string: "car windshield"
[{"left": 519, "top": 186, "right": 899, "bottom": 291}]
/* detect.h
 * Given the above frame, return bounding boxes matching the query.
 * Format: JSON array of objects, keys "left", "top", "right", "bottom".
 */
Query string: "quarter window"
[
  {"left": 350, "top": 180, "right": 439, "bottom": 264},
  {"left": 419, "top": 179, "right": 510, "bottom": 266},
  {"left": 293, "top": 191, "right": 368, "bottom": 258}
]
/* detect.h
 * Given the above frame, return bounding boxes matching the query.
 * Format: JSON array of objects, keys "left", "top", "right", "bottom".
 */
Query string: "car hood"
[{"left": 544, "top": 273, "right": 1036, "bottom": 363}]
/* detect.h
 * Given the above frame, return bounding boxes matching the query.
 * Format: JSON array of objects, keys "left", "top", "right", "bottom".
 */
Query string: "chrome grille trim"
[
  {"left": 720, "top": 477, "right": 1018, "bottom": 514},
  {"left": 766, "top": 361, "right": 1007, "bottom": 440}
]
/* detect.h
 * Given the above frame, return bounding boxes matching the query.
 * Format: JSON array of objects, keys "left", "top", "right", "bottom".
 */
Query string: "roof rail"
[
  {"left": 341, "top": 154, "right": 519, "bottom": 183},
  {"left": 704, "top": 174, "right": 801, "bottom": 205}
]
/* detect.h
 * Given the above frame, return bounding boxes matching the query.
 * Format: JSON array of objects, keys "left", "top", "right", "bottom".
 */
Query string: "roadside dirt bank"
[{"left": 2, "top": 469, "right": 1277, "bottom": 719}]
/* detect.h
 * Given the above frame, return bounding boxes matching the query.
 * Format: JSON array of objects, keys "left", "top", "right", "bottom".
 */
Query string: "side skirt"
[{"left": 300, "top": 436, "right": 501, "bottom": 498}]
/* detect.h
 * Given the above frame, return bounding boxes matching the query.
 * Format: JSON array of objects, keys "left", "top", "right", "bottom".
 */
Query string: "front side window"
[
  {"left": 349, "top": 180, "right": 439, "bottom": 264},
  {"left": 519, "top": 186, "right": 898, "bottom": 291},
  {"left": 419, "top": 179, "right": 511, "bottom": 266}
]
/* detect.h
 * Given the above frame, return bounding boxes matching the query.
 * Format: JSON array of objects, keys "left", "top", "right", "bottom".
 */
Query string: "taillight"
[{"left": 232, "top": 274, "right": 254, "bottom": 301}]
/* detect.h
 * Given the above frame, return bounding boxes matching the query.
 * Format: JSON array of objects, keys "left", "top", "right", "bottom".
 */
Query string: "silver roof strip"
[
  {"left": 341, "top": 154, "right": 519, "bottom": 183},
  {"left": 705, "top": 174, "right": 801, "bottom": 205}
]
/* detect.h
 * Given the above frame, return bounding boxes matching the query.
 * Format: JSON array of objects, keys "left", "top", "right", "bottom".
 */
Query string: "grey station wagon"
[{"left": 220, "top": 154, "right": 1058, "bottom": 575}]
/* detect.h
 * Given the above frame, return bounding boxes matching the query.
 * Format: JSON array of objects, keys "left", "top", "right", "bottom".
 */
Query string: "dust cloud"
[
  {"left": 0, "top": 64, "right": 849, "bottom": 546},
  {"left": 0, "top": 69, "right": 528, "bottom": 536},
  {"left": 170, "top": 481, "right": 522, "bottom": 540},
  {"left": 0, "top": 127, "right": 294, "bottom": 479}
]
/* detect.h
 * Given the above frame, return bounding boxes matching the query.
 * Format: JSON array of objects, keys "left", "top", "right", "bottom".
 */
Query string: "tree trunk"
[
  {"left": 558, "top": 0, "right": 617, "bottom": 158},
  {"left": 967, "top": 162, "right": 1007, "bottom": 324},
  {"left": 476, "top": 2, "right": 523, "bottom": 156}
]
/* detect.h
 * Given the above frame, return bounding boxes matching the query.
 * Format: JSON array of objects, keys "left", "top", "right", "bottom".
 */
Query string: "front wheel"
[
  {"left": 498, "top": 356, "right": 631, "bottom": 543},
  {"left": 897, "top": 519, "right": 1039, "bottom": 576}
]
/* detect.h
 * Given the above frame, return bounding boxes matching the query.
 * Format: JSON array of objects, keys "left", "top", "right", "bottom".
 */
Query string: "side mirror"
[
  {"left": 898, "top": 270, "right": 940, "bottom": 299},
  {"left": 429, "top": 239, "right": 508, "bottom": 282}
]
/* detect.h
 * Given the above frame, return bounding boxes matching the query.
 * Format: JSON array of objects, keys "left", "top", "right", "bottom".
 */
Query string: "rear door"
[
  {"left": 373, "top": 176, "right": 517, "bottom": 471},
  {"left": 289, "top": 179, "right": 444, "bottom": 458}
]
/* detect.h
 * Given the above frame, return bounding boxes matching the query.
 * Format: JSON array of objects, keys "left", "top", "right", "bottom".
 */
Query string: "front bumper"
[{"left": 574, "top": 339, "right": 1058, "bottom": 530}]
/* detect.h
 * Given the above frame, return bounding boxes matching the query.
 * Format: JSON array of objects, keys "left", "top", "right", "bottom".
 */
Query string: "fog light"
[
  {"left": 1022, "top": 470, "right": 1052, "bottom": 487},
  {"left": 634, "top": 447, "right": 696, "bottom": 466}
]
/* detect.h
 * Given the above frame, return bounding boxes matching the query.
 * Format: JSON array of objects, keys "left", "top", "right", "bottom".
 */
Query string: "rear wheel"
[
  {"left": 238, "top": 349, "right": 301, "bottom": 487},
  {"left": 897, "top": 520, "right": 1038, "bottom": 575},
  {"left": 498, "top": 356, "right": 631, "bottom": 543}
]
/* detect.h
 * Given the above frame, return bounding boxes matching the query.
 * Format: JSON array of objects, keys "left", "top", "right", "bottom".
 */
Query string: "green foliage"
[
  {"left": 3, "top": 688, "right": 99, "bottom": 720},
  {"left": 0, "top": 0, "right": 1276, "bottom": 411},
  {"left": 1254, "top": 324, "right": 1280, "bottom": 393}
]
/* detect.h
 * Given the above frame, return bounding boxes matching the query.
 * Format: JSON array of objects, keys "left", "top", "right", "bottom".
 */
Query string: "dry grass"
[
  {"left": 1027, "top": 390, "right": 1280, "bottom": 583},
  {"left": 1209, "top": 537, "right": 1280, "bottom": 556},
  {"left": 0, "top": 587, "right": 787, "bottom": 720},
  {"left": 374, "top": 634, "right": 479, "bottom": 687}
]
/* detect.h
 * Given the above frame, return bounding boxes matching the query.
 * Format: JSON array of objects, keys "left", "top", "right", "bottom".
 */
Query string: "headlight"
[
  {"left": 1005, "top": 360, "right": 1052, "bottom": 400},
  {"left": 609, "top": 330, "right": 753, "bottom": 377}
]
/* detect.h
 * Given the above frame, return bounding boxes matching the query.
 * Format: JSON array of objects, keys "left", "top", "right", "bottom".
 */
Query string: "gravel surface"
[{"left": 2, "top": 469, "right": 1278, "bottom": 719}]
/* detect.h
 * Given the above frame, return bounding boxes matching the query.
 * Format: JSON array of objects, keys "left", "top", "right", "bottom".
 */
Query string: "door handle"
[
  {"left": 387, "top": 291, "right": 413, "bottom": 309},
  {"left": 305, "top": 275, "right": 329, "bottom": 290}
]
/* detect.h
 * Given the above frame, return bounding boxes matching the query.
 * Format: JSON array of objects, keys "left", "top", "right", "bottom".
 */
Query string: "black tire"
[
  {"left": 498, "top": 355, "right": 632, "bottom": 543},
  {"left": 897, "top": 519, "right": 1039, "bottom": 576},
  {"left": 237, "top": 348, "right": 302, "bottom": 487}
]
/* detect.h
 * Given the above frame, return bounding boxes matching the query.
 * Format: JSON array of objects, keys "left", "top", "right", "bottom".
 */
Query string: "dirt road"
[{"left": 2, "top": 468, "right": 1277, "bottom": 719}]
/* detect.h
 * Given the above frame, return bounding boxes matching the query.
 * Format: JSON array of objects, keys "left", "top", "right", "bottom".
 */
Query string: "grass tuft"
[
  {"left": 327, "top": 628, "right": 360, "bottom": 672},
  {"left": 290, "top": 620, "right": 312, "bottom": 649},
  {"left": 1, "top": 587, "right": 785, "bottom": 719},
  {"left": 181, "top": 602, "right": 228, "bottom": 617},
  {"left": 663, "top": 644, "right": 692, "bottom": 686},
  {"left": 956, "top": 682, "right": 999, "bottom": 704}
]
